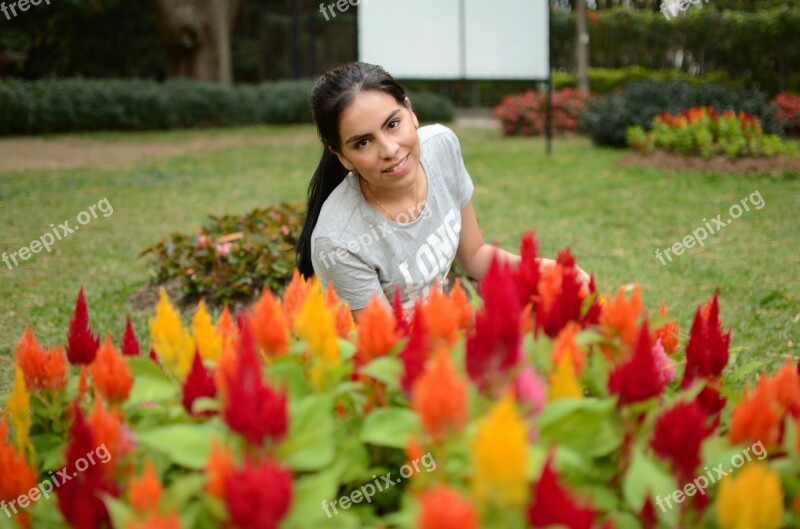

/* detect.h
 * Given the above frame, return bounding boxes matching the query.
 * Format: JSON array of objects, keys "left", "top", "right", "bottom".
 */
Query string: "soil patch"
[{"left": 619, "top": 151, "right": 800, "bottom": 176}]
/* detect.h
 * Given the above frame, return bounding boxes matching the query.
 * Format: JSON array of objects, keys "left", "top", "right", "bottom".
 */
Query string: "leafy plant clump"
[
  {"left": 493, "top": 88, "right": 591, "bottom": 136},
  {"left": 626, "top": 107, "right": 798, "bottom": 160}
]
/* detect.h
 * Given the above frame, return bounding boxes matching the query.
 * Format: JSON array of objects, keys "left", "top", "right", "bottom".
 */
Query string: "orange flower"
[
  {"left": 216, "top": 306, "right": 237, "bottom": 358},
  {"left": 406, "top": 434, "right": 425, "bottom": 464},
  {"left": 730, "top": 376, "right": 782, "bottom": 447},
  {"left": 599, "top": 286, "right": 643, "bottom": 359},
  {"left": 769, "top": 360, "right": 800, "bottom": 416},
  {"left": 250, "top": 289, "right": 289, "bottom": 358},
  {"left": 214, "top": 346, "right": 238, "bottom": 399},
  {"left": 206, "top": 441, "right": 234, "bottom": 498},
  {"left": 325, "top": 284, "right": 354, "bottom": 339},
  {"left": 450, "top": 279, "right": 473, "bottom": 331},
  {"left": 88, "top": 399, "right": 124, "bottom": 480},
  {"left": 128, "top": 460, "right": 162, "bottom": 512},
  {"left": 418, "top": 485, "right": 479, "bottom": 529},
  {"left": 282, "top": 269, "right": 310, "bottom": 329},
  {"left": 0, "top": 416, "right": 37, "bottom": 503},
  {"left": 421, "top": 282, "right": 460, "bottom": 348},
  {"left": 538, "top": 261, "right": 563, "bottom": 314},
  {"left": 552, "top": 322, "right": 585, "bottom": 374},
  {"left": 651, "top": 300, "right": 680, "bottom": 355},
  {"left": 355, "top": 295, "right": 399, "bottom": 368},
  {"left": 411, "top": 349, "right": 469, "bottom": 442},
  {"left": 90, "top": 334, "right": 133, "bottom": 404},
  {"left": 14, "top": 328, "right": 67, "bottom": 392}
]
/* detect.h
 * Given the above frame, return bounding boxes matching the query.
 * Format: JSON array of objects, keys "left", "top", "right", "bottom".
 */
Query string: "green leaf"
[
  {"left": 622, "top": 446, "right": 678, "bottom": 528},
  {"left": 360, "top": 407, "right": 421, "bottom": 449},
  {"left": 538, "top": 398, "right": 623, "bottom": 458},
  {"left": 124, "top": 357, "right": 179, "bottom": 409},
  {"left": 278, "top": 394, "right": 336, "bottom": 471},
  {"left": 102, "top": 494, "right": 133, "bottom": 529},
  {"left": 266, "top": 357, "right": 311, "bottom": 398},
  {"left": 359, "top": 357, "right": 403, "bottom": 392},
  {"left": 282, "top": 468, "right": 341, "bottom": 528},
  {"left": 136, "top": 423, "right": 218, "bottom": 469}
]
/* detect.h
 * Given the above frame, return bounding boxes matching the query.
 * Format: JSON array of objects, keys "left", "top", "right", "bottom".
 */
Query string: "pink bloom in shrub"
[
  {"left": 198, "top": 234, "right": 209, "bottom": 248},
  {"left": 215, "top": 242, "right": 232, "bottom": 257}
]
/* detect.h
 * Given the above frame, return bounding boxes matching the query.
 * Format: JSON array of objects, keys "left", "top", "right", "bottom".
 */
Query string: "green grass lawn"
[{"left": 1, "top": 124, "right": 798, "bottom": 394}]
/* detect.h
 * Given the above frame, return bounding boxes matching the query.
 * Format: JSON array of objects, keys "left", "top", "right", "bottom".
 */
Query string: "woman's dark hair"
[{"left": 295, "top": 62, "right": 408, "bottom": 278}]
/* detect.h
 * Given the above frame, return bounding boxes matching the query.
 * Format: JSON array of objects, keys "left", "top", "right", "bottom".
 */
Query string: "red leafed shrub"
[
  {"left": 493, "top": 88, "right": 591, "bottom": 136},
  {"left": 772, "top": 92, "right": 800, "bottom": 136}
]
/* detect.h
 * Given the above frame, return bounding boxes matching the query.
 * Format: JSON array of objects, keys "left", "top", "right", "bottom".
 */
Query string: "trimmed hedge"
[
  {"left": 553, "top": 67, "right": 739, "bottom": 96},
  {"left": 0, "top": 78, "right": 454, "bottom": 136},
  {"left": 580, "top": 80, "right": 780, "bottom": 147}
]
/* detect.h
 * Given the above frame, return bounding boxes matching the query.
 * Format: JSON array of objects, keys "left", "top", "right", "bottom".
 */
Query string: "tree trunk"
[
  {"left": 576, "top": 0, "right": 590, "bottom": 93},
  {"left": 153, "top": 0, "right": 240, "bottom": 85}
]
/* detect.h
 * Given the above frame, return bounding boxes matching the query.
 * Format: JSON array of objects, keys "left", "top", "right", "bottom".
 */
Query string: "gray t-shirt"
[{"left": 311, "top": 124, "right": 474, "bottom": 311}]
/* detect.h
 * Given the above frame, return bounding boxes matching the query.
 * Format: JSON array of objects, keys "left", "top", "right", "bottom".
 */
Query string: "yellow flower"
[
  {"left": 471, "top": 394, "right": 528, "bottom": 507},
  {"left": 150, "top": 289, "right": 194, "bottom": 381},
  {"left": 8, "top": 366, "right": 32, "bottom": 458},
  {"left": 549, "top": 353, "right": 583, "bottom": 400},
  {"left": 294, "top": 280, "right": 339, "bottom": 389},
  {"left": 717, "top": 462, "right": 783, "bottom": 529},
  {"left": 193, "top": 299, "right": 222, "bottom": 361}
]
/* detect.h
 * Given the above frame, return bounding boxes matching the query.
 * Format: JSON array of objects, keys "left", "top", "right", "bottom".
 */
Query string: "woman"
[{"left": 296, "top": 62, "right": 584, "bottom": 319}]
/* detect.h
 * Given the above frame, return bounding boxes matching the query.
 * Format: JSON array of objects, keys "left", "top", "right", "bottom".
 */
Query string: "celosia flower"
[
  {"left": 14, "top": 327, "right": 67, "bottom": 392},
  {"left": 769, "top": 360, "right": 800, "bottom": 416},
  {"left": 325, "top": 284, "right": 354, "bottom": 339},
  {"left": 217, "top": 306, "right": 237, "bottom": 358},
  {"left": 150, "top": 289, "right": 195, "bottom": 381},
  {"left": 730, "top": 376, "right": 782, "bottom": 447},
  {"left": 392, "top": 287, "right": 411, "bottom": 336},
  {"left": 681, "top": 292, "right": 731, "bottom": 385},
  {"left": 0, "top": 416, "right": 37, "bottom": 508},
  {"left": 450, "top": 279, "right": 473, "bottom": 331},
  {"left": 206, "top": 441, "right": 234, "bottom": 498},
  {"left": 549, "top": 354, "right": 583, "bottom": 400},
  {"left": 193, "top": 299, "right": 222, "bottom": 361},
  {"left": 651, "top": 340, "right": 676, "bottom": 386},
  {"left": 552, "top": 322, "right": 586, "bottom": 374},
  {"left": 599, "top": 286, "right": 643, "bottom": 355},
  {"left": 471, "top": 394, "right": 528, "bottom": 507},
  {"left": 182, "top": 349, "right": 217, "bottom": 417},
  {"left": 466, "top": 257, "right": 523, "bottom": 394},
  {"left": 418, "top": 486, "right": 479, "bottom": 529},
  {"left": 282, "top": 269, "right": 310, "bottom": 329},
  {"left": 515, "top": 231, "right": 542, "bottom": 308},
  {"left": 355, "top": 295, "right": 399, "bottom": 368},
  {"left": 421, "top": 282, "right": 460, "bottom": 348},
  {"left": 608, "top": 322, "right": 667, "bottom": 406},
  {"left": 223, "top": 456, "right": 293, "bottom": 529},
  {"left": 128, "top": 461, "right": 161, "bottom": 513},
  {"left": 535, "top": 250, "right": 600, "bottom": 338},
  {"left": 57, "top": 403, "right": 117, "bottom": 529},
  {"left": 400, "top": 304, "right": 428, "bottom": 395},
  {"left": 121, "top": 316, "right": 141, "bottom": 356},
  {"left": 716, "top": 463, "right": 783, "bottom": 529},
  {"left": 515, "top": 366, "right": 547, "bottom": 441},
  {"left": 250, "top": 289, "right": 288, "bottom": 358},
  {"left": 66, "top": 287, "right": 100, "bottom": 365},
  {"left": 650, "top": 400, "right": 715, "bottom": 483},
  {"left": 88, "top": 399, "right": 129, "bottom": 481},
  {"left": 294, "top": 281, "right": 339, "bottom": 388},
  {"left": 527, "top": 454, "right": 598, "bottom": 529},
  {"left": 223, "top": 316, "right": 288, "bottom": 446},
  {"left": 651, "top": 301, "right": 679, "bottom": 355},
  {"left": 90, "top": 334, "right": 134, "bottom": 405},
  {"left": 8, "top": 366, "right": 32, "bottom": 456},
  {"left": 411, "top": 349, "right": 468, "bottom": 442}
]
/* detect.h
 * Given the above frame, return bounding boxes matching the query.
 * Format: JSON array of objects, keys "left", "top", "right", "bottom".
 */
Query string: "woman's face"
[{"left": 332, "top": 90, "right": 421, "bottom": 194}]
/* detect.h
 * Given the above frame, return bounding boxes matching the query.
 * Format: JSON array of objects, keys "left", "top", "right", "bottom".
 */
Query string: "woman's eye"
[
  {"left": 388, "top": 119, "right": 400, "bottom": 129},
  {"left": 357, "top": 139, "right": 370, "bottom": 149}
]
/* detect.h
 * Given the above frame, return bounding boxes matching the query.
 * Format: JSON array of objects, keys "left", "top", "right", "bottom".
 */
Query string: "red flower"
[
  {"left": 650, "top": 400, "right": 715, "bottom": 484},
  {"left": 392, "top": 287, "right": 411, "bottom": 336},
  {"left": 223, "top": 457, "right": 293, "bottom": 529},
  {"left": 527, "top": 455, "right": 598, "bottom": 529},
  {"left": 536, "top": 249, "right": 599, "bottom": 338},
  {"left": 121, "top": 316, "right": 140, "bottom": 356},
  {"left": 66, "top": 287, "right": 100, "bottom": 365},
  {"left": 57, "top": 403, "right": 118, "bottom": 529},
  {"left": 515, "top": 231, "right": 542, "bottom": 308},
  {"left": 182, "top": 349, "right": 217, "bottom": 416},
  {"left": 466, "top": 256, "right": 522, "bottom": 393},
  {"left": 399, "top": 303, "right": 428, "bottom": 394},
  {"left": 222, "top": 315, "right": 288, "bottom": 446},
  {"left": 418, "top": 485, "right": 479, "bottom": 529},
  {"left": 608, "top": 322, "right": 667, "bottom": 406}
]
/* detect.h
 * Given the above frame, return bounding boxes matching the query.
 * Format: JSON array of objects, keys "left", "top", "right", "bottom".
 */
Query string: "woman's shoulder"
[
  {"left": 313, "top": 174, "right": 364, "bottom": 243},
  {"left": 418, "top": 123, "right": 459, "bottom": 146}
]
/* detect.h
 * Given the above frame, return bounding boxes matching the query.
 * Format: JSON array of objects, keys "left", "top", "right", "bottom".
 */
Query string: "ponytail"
[{"left": 296, "top": 149, "right": 348, "bottom": 278}]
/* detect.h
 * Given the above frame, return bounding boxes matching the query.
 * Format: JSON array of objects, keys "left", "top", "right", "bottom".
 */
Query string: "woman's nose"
[{"left": 378, "top": 134, "right": 401, "bottom": 159}]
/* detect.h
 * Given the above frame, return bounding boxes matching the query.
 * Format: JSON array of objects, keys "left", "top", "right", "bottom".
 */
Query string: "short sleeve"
[
  {"left": 311, "top": 236, "right": 384, "bottom": 310},
  {"left": 446, "top": 130, "right": 474, "bottom": 208}
]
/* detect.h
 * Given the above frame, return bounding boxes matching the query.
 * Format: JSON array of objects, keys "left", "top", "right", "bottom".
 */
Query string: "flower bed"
[
  {"left": 626, "top": 107, "right": 798, "bottom": 161},
  {"left": 2, "top": 232, "right": 797, "bottom": 529},
  {"left": 493, "top": 89, "right": 591, "bottom": 136}
]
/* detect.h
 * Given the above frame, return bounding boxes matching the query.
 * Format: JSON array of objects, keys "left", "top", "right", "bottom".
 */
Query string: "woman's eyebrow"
[{"left": 345, "top": 108, "right": 402, "bottom": 145}]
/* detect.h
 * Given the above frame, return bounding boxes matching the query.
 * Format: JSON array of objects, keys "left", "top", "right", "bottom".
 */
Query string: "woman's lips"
[{"left": 382, "top": 155, "right": 410, "bottom": 176}]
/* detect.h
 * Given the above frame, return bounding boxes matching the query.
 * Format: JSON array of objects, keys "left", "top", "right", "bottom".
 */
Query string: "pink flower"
[
  {"left": 280, "top": 225, "right": 290, "bottom": 236},
  {"left": 198, "top": 234, "right": 209, "bottom": 248},
  {"left": 652, "top": 339, "right": 676, "bottom": 386},
  {"left": 186, "top": 268, "right": 195, "bottom": 275},
  {"left": 215, "top": 242, "right": 232, "bottom": 257}
]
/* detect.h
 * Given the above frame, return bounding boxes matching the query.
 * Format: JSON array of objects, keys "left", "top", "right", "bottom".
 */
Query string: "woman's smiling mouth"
[{"left": 382, "top": 154, "right": 410, "bottom": 175}]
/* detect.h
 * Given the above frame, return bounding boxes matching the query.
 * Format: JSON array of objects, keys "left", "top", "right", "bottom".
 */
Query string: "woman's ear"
[
  {"left": 328, "top": 145, "right": 354, "bottom": 173},
  {"left": 405, "top": 97, "right": 420, "bottom": 130}
]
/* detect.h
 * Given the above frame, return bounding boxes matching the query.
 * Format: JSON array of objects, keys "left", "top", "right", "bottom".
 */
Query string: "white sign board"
[{"left": 358, "top": 0, "right": 549, "bottom": 80}]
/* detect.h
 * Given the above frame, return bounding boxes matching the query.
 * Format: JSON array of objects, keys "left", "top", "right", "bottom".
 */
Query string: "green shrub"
[
  {"left": 581, "top": 80, "right": 780, "bottom": 147},
  {"left": 0, "top": 78, "right": 454, "bottom": 136},
  {"left": 554, "top": 67, "right": 739, "bottom": 95}
]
